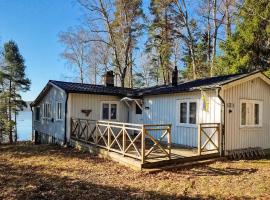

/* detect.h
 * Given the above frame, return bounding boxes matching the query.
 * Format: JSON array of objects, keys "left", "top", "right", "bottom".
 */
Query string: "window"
[
  {"left": 102, "top": 103, "right": 109, "bottom": 120},
  {"left": 135, "top": 103, "right": 142, "bottom": 114},
  {"left": 179, "top": 101, "right": 197, "bottom": 125},
  {"left": 240, "top": 100, "right": 262, "bottom": 127},
  {"left": 189, "top": 102, "right": 197, "bottom": 124},
  {"left": 180, "top": 103, "right": 187, "bottom": 123},
  {"left": 101, "top": 102, "right": 118, "bottom": 120},
  {"left": 43, "top": 103, "right": 51, "bottom": 118},
  {"left": 34, "top": 107, "right": 40, "bottom": 121},
  {"left": 110, "top": 104, "right": 117, "bottom": 119},
  {"left": 57, "top": 102, "right": 62, "bottom": 120}
]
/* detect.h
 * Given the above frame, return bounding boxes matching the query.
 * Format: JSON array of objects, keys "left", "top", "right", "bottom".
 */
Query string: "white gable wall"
[
  {"left": 222, "top": 77, "right": 270, "bottom": 151},
  {"left": 33, "top": 86, "right": 66, "bottom": 142}
]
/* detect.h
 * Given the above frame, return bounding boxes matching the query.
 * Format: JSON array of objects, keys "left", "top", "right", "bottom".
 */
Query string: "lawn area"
[{"left": 0, "top": 143, "right": 269, "bottom": 199}]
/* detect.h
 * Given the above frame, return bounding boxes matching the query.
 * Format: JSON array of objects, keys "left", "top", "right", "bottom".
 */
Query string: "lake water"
[{"left": 17, "top": 111, "right": 32, "bottom": 141}]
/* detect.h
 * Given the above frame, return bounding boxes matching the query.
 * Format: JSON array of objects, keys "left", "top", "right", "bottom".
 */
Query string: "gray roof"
[
  {"left": 50, "top": 80, "right": 133, "bottom": 96},
  {"left": 31, "top": 71, "right": 265, "bottom": 106},
  {"left": 51, "top": 71, "right": 262, "bottom": 96}
]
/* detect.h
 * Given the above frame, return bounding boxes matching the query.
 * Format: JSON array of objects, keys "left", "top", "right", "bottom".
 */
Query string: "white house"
[{"left": 31, "top": 70, "right": 270, "bottom": 160}]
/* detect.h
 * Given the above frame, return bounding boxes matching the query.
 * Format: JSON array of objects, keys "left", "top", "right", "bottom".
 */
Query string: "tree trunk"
[
  {"left": 8, "top": 79, "right": 13, "bottom": 144},
  {"left": 14, "top": 112, "right": 17, "bottom": 143},
  {"left": 211, "top": 0, "right": 218, "bottom": 77},
  {"left": 225, "top": 0, "right": 232, "bottom": 38},
  {"left": 207, "top": 0, "right": 212, "bottom": 70}
]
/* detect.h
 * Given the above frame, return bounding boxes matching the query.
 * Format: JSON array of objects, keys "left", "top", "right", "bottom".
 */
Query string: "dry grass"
[{"left": 0, "top": 143, "right": 270, "bottom": 200}]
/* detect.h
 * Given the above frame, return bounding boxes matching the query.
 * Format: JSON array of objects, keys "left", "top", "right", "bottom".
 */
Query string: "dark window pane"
[
  {"left": 102, "top": 104, "right": 109, "bottom": 120},
  {"left": 241, "top": 103, "right": 246, "bottom": 125},
  {"left": 180, "top": 103, "right": 187, "bottom": 123},
  {"left": 111, "top": 104, "right": 117, "bottom": 119},
  {"left": 189, "top": 102, "right": 197, "bottom": 124},
  {"left": 254, "top": 103, "right": 259, "bottom": 125},
  {"left": 35, "top": 107, "right": 40, "bottom": 121},
  {"left": 136, "top": 104, "right": 142, "bottom": 114}
]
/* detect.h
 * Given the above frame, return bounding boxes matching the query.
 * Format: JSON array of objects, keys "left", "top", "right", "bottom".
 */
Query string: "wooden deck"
[{"left": 70, "top": 118, "right": 220, "bottom": 170}]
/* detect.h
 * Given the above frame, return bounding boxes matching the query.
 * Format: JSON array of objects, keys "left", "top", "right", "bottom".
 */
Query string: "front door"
[{"left": 132, "top": 102, "right": 143, "bottom": 124}]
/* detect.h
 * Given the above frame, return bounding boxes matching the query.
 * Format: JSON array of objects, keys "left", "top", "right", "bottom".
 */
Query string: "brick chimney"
[
  {"left": 103, "top": 71, "right": 114, "bottom": 87},
  {"left": 172, "top": 66, "right": 178, "bottom": 86}
]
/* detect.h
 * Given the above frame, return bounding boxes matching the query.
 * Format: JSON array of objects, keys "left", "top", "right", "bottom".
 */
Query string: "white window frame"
[
  {"left": 34, "top": 106, "right": 41, "bottom": 121},
  {"left": 100, "top": 101, "right": 119, "bottom": 121},
  {"left": 43, "top": 103, "right": 51, "bottom": 119},
  {"left": 177, "top": 99, "right": 198, "bottom": 127},
  {"left": 240, "top": 99, "right": 263, "bottom": 128},
  {"left": 56, "top": 102, "right": 63, "bottom": 120}
]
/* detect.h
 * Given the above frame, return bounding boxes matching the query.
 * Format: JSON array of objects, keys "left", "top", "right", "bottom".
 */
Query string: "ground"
[{"left": 0, "top": 143, "right": 269, "bottom": 200}]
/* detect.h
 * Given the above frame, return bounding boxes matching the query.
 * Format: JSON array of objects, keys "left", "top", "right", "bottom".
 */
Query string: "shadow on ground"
[{"left": 0, "top": 143, "right": 266, "bottom": 200}]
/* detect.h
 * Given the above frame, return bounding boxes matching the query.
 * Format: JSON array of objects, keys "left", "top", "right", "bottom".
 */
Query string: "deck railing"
[
  {"left": 70, "top": 118, "right": 172, "bottom": 163},
  {"left": 198, "top": 123, "right": 221, "bottom": 155}
]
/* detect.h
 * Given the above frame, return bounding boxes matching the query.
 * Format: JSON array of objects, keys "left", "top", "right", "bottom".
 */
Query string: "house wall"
[
  {"left": 141, "top": 90, "right": 222, "bottom": 147},
  {"left": 223, "top": 77, "right": 270, "bottom": 151},
  {"left": 33, "top": 86, "right": 66, "bottom": 143},
  {"left": 66, "top": 93, "right": 129, "bottom": 141}
]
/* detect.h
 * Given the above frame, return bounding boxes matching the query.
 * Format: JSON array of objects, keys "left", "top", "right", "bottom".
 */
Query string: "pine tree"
[
  {"left": 218, "top": 0, "right": 270, "bottom": 74},
  {"left": 112, "top": 0, "right": 144, "bottom": 87},
  {"left": 147, "top": 0, "right": 175, "bottom": 85},
  {"left": 1, "top": 41, "right": 31, "bottom": 143}
]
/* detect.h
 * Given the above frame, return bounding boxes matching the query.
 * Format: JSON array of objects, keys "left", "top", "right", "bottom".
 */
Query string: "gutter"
[
  {"left": 217, "top": 87, "right": 225, "bottom": 156},
  {"left": 64, "top": 92, "right": 69, "bottom": 145}
]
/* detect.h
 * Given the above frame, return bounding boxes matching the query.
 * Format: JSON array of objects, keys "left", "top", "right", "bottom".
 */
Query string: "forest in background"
[{"left": 59, "top": 0, "right": 270, "bottom": 87}]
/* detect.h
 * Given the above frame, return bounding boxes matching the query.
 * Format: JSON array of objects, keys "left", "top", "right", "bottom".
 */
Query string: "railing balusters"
[
  {"left": 198, "top": 123, "right": 220, "bottom": 155},
  {"left": 70, "top": 118, "right": 172, "bottom": 164},
  {"left": 122, "top": 124, "right": 126, "bottom": 156}
]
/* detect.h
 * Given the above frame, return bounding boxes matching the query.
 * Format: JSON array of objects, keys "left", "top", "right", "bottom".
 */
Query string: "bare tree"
[
  {"left": 78, "top": 0, "right": 143, "bottom": 87},
  {"left": 173, "top": 0, "right": 198, "bottom": 79},
  {"left": 59, "top": 27, "right": 91, "bottom": 83}
]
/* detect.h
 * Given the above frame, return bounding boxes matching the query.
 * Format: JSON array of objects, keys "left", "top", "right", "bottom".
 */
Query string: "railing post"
[
  {"left": 198, "top": 123, "right": 201, "bottom": 155},
  {"left": 78, "top": 119, "right": 80, "bottom": 139},
  {"left": 70, "top": 118, "right": 73, "bottom": 137},
  {"left": 168, "top": 124, "right": 172, "bottom": 159},
  {"left": 141, "top": 125, "right": 145, "bottom": 164},
  {"left": 218, "top": 123, "right": 222, "bottom": 156},
  {"left": 122, "top": 124, "right": 126, "bottom": 156},
  {"left": 107, "top": 123, "right": 111, "bottom": 151},
  {"left": 95, "top": 122, "right": 98, "bottom": 146}
]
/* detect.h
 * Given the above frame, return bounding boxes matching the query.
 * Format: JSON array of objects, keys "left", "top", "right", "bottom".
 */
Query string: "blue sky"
[{"left": 0, "top": 0, "right": 82, "bottom": 101}]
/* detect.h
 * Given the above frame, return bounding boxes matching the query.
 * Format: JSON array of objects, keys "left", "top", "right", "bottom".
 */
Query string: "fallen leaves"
[{"left": 0, "top": 143, "right": 269, "bottom": 199}]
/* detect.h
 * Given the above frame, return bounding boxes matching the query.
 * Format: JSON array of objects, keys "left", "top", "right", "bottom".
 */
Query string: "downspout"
[
  {"left": 64, "top": 93, "right": 69, "bottom": 145},
  {"left": 217, "top": 87, "right": 225, "bottom": 156}
]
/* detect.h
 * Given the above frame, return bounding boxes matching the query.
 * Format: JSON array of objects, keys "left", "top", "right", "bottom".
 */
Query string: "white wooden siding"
[
  {"left": 66, "top": 93, "right": 129, "bottom": 141},
  {"left": 223, "top": 77, "right": 270, "bottom": 151},
  {"left": 141, "top": 90, "right": 221, "bottom": 147},
  {"left": 33, "top": 86, "right": 66, "bottom": 142}
]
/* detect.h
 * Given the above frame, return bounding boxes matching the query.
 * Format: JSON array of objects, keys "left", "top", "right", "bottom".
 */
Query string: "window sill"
[
  {"left": 240, "top": 125, "right": 262, "bottom": 129},
  {"left": 55, "top": 119, "right": 64, "bottom": 122},
  {"left": 101, "top": 119, "right": 119, "bottom": 121},
  {"left": 176, "top": 123, "right": 197, "bottom": 128}
]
